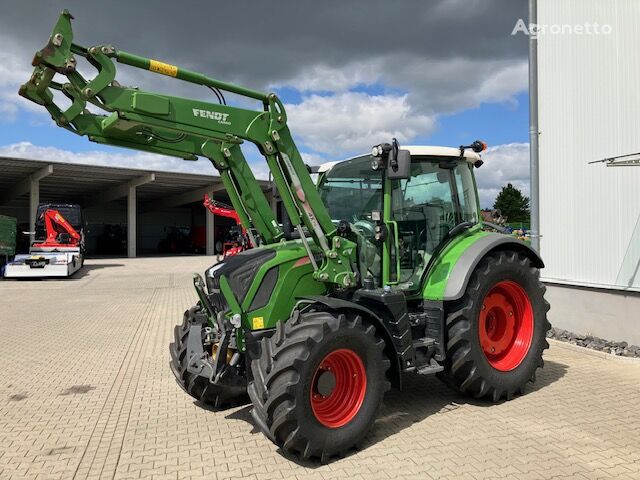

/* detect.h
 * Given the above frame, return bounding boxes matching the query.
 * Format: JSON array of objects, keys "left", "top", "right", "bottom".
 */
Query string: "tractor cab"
[{"left": 318, "top": 145, "right": 483, "bottom": 292}]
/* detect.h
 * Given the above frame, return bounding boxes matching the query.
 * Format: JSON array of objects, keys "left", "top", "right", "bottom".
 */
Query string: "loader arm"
[{"left": 19, "top": 10, "right": 357, "bottom": 287}]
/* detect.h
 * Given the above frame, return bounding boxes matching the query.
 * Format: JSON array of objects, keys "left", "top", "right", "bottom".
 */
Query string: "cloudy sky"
[{"left": 0, "top": 0, "right": 531, "bottom": 207}]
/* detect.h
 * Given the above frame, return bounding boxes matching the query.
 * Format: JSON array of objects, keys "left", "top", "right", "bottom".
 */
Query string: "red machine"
[
  {"left": 5, "top": 204, "right": 85, "bottom": 278},
  {"left": 203, "top": 194, "right": 250, "bottom": 257},
  {"left": 33, "top": 209, "right": 81, "bottom": 248}
]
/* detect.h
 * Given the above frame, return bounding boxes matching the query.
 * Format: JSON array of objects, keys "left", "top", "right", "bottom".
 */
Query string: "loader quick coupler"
[{"left": 181, "top": 308, "right": 245, "bottom": 397}]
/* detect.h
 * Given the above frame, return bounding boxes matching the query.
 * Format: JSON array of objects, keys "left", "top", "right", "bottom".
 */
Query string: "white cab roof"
[{"left": 318, "top": 145, "right": 482, "bottom": 173}]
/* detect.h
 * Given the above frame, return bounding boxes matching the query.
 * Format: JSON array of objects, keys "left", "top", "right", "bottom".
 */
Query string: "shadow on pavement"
[
  {"left": 0, "top": 262, "right": 125, "bottom": 281},
  {"left": 70, "top": 262, "right": 125, "bottom": 279},
  {"left": 220, "top": 359, "right": 568, "bottom": 467}
]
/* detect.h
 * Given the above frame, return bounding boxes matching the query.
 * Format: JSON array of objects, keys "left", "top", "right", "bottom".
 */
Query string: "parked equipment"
[
  {"left": 21, "top": 12, "right": 550, "bottom": 461},
  {"left": 203, "top": 194, "right": 250, "bottom": 257},
  {"left": 0, "top": 215, "right": 17, "bottom": 276},
  {"left": 4, "top": 204, "right": 85, "bottom": 278}
]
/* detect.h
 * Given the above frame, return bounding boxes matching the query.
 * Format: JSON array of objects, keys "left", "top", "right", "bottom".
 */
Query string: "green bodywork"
[
  {"left": 238, "top": 243, "right": 325, "bottom": 324},
  {"left": 420, "top": 226, "right": 488, "bottom": 300}
]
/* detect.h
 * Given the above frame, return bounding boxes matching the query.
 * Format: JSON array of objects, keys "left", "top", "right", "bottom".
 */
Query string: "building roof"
[{"left": 0, "top": 156, "right": 270, "bottom": 208}]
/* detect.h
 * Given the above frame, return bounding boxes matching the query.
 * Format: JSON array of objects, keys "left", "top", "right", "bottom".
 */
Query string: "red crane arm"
[
  {"left": 34, "top": 209, "right": 81, "bottom": 247},
  {"left": 203, "top": 194, "right": 241, "bottom": 225}
]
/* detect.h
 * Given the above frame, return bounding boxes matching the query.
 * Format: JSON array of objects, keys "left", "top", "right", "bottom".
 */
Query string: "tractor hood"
[{"left": 204, "top": 241, "right": 326, "bottom": 330}]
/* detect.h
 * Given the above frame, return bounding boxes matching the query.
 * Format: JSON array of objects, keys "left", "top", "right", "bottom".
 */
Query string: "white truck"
[{"left": 4, "top": 204, "right": 85, "bottom": 278}]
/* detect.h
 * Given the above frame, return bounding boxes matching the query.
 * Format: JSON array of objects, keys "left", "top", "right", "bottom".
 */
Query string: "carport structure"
[{"left": 0, "top": 156, "right": 273, "bottom": 257}]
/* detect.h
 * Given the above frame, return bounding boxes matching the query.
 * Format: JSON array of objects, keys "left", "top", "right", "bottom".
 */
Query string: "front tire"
[
  {"left": 248, "top": 310, "right": 390, "bottom": 462},
  {"left": 442, "top": 251, "right": 550, "bottom": 401}
]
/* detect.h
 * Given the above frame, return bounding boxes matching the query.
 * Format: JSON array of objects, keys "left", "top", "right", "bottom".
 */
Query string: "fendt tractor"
[{"left": 21, "top": 11, "right": 550, "bottom": 461}]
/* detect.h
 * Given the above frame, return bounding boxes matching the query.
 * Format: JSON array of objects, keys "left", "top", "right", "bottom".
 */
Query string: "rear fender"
[{"left": 441, "top": 233, "right": 544, "bottom": 301}]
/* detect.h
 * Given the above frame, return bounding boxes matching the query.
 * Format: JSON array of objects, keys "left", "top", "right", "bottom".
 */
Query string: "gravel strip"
[{"left": 547, "top": 327, "right": 640, "bottom": 358}]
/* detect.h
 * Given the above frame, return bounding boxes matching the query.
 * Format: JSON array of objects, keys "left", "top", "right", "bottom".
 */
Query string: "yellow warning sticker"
[
  {"left": 252, "top": 317, "right": 265, "bottom": 329},
  {"left": 149, "top": 59, "right": 178, "bottom": 77}
]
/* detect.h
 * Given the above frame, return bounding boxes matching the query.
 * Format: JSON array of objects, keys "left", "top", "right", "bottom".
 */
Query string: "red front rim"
[
  {"left": 479, "top": 280, "right": 534, "bottom": 371},
  {"left": 310, "top": 348, "right": 367, "bottom": 428}
]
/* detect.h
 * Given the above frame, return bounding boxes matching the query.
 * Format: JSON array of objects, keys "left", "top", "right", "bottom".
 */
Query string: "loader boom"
[{"left": 20, "top": 10, "right": 357, "bottom": 287}]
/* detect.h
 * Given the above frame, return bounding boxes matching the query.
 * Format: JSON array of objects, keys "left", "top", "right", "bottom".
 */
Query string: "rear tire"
[
  {"left": 442, "top": 251, "right": 551, "bottom": 401},
  {"left": 248, "top": 310, "right": 390, "bottom": 462}
]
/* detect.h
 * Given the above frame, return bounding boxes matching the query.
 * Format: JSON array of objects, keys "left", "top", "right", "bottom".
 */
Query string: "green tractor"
[{"left": 21, "top": 11, "right": 550, "bottom": 462}]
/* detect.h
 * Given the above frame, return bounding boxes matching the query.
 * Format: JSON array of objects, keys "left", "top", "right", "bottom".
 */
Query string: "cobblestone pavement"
[{"left": 1, "top": 257, "right": 639, "bottom": 480}]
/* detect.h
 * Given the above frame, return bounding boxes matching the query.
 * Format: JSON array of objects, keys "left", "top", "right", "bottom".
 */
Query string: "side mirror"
[{"left": 387, "top": 149, "right": 411, "bottom": 179}]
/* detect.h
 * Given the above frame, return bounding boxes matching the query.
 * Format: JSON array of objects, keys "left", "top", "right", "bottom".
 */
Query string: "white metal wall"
[{"left": 538, "top": 0, "right": 640, "bottom": 291}]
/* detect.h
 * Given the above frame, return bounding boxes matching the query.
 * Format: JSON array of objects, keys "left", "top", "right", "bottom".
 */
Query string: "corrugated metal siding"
[{"left": 538, "top": 0, "right": 640, "bottom": 290}]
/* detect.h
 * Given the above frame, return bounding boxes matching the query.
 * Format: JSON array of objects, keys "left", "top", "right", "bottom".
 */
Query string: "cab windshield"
[
  {"left": 318, "top": 155, "right": 383, "bottom": 281},
  {"left": 318, "top": 155, "right": 382, "bottom": 223}
]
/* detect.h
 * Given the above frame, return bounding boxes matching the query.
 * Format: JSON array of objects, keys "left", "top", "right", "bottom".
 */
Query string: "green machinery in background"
[
  {"left": 0, "top": 215, "right": 17, "bottom": 272},
  {"left": 21, "top": 11, "right": 551, "bottom": 462}
]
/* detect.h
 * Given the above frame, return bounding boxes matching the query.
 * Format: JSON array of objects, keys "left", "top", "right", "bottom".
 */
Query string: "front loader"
[{"left": 21, "top": 11, "right": 551, "bottom": 462}]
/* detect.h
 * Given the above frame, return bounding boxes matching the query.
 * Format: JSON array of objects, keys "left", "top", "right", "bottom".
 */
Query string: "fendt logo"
[{"left": 192, "top": 108, "right": 231, "bottom": 125}]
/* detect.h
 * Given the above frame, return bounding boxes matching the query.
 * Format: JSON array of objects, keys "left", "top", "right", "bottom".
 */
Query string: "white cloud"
[
  {"left": 0, "top": 35, "right": 47, "bottom": 123},
  {"left": 0, "top": 142, "right": 214, "bottom": 174},
  {"left": 475, "top": 142, "right": 530, "bottom": 208},
  {"left": 275, "top": 60, "right": 383, "bottom": 93},
  {"left": 280, "top": 56, "right": 528, "bottom": 116},
  {"left": 287, "top": 92, "right": 435, "bottom": 156}
]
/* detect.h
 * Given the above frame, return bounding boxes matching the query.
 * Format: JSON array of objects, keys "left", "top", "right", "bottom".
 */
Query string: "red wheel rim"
[
  {"left": 310, "top": 348, "right": 367, "bottom": 428},
  {"left": 479, "top": 280, "right": 534, "bottom": 371}
]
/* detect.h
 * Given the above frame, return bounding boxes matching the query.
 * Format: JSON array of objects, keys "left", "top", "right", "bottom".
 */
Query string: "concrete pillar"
[
  {"left": 127, "top": 185, "right": 136, "bottom": 258},
  {"left": 29, "top": 178, "right": 39, "bottom": 245},
  {"left": 205, "top": 205, "right": 215, "bottom": 256}
]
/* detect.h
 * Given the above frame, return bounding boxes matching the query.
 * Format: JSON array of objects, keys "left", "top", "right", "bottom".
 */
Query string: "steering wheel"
[{"left": 353, "top": 218, "right": 376, "bottom": 239}]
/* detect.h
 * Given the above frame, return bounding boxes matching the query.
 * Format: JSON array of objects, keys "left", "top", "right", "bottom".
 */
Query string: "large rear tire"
[
  {"left": 442, "top": 251, "right": 550, "bottom": 401},
  {"left": 248, "top": 310, "right": 390, "bottom": 462},
  {"left": 169, "top": 307, "right": 246, "bottom": 407}
]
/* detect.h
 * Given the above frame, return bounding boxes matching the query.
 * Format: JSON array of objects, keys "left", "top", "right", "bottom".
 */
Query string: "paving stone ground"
[{"left": 1, "top": 256, "right": 639, "bottom": 480}]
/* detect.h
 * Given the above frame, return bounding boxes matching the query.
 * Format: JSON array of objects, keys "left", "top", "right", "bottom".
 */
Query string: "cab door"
[{"left": 383, "top": 157, "right": 477, "bottom": 291}]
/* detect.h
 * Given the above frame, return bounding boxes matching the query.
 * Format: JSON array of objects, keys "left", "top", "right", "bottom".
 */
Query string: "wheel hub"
[
  {"left": 314, "top": 369, "right": 336, "bottom": 398},
  {"left": 310, "top": 348, "right": 366, "bottom": 428},
  {"left": 478, "top": 280, "right": 534, "bottom": 371}
]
